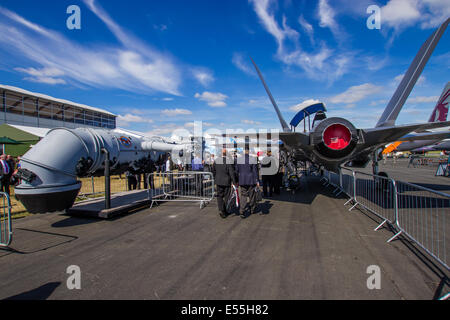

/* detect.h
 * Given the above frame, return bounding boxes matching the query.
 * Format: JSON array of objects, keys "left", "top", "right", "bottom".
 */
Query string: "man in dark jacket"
[
  {"left": 212, "top": 149, "right": 236, "bottom": 218},
  {"left": 261, "top": 151, "right": 276, "bottom": 197},
  {"left": 236, "top": 150, "right": 259, "bottom": 217}
]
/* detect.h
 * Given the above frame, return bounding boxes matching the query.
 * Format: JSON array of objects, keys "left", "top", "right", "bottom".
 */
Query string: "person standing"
[
  {"left": 236, "top": 149, "right": 259, "bottom": 218},
  {"left": 165, "top": 155, "right": 174, "bottom": 192},
  {"left": 126, "top": 169, "right": 137, "bottom": 190},
  {"left": 0, "top": 155, "right": 11, "bottom": 195},
  {"left": 192, "top": 154, "right": 204, "bottom": 196},
  {"left": 261, "top": 151, "right": 275, "bottom": 197},
  {"left": 212, "top": 149, "right": 236, "bottom": 218},
  {"left": 6, "top": 155, "right": 15, "bottom": 187}
]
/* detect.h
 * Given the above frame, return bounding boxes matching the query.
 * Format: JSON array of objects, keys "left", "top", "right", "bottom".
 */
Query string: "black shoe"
[
  {"left": 239, "top": 212, "right": 247, "bottom": 219},
  {"left": 219, "top": 211, "right": 227, "bottom": 219}
]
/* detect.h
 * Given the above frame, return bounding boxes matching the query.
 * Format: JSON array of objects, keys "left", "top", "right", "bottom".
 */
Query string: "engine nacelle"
[
  {"left": 14, "top": 128, "right": 190, "bottom": 214},
  {"left": 311, "top": 117, "right": 358, "bottom": 159}
]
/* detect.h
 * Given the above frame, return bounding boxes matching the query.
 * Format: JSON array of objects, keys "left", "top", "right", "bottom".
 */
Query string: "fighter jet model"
[{"left": 224, "top": 18, "right": 450, "bottom": 174}]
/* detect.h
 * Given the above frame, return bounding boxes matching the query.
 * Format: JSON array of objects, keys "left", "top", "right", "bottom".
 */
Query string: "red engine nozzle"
[{"left": 323, "top": 124, "right": 351, "bottom": 150}]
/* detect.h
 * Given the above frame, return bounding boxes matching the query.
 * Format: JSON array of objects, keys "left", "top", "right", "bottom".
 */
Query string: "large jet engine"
[
  {"left": 310, "top": 117, "right": 359, "bottom": 162},
  {"left": 14, "top": 127, "right": 189, "bottom": 214}
]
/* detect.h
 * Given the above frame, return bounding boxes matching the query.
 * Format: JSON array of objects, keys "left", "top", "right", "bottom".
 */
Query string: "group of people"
[
  {"left": 0, "top": 154, "right": 21, "bottom": 195},
  {"left": 212, "top": 149, "right": 282, "bottom": 219}
]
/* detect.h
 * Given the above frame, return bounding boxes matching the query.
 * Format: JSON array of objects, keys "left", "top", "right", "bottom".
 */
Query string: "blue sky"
[{"left": 0, "top": 0, "right": 448, "bottom": 136}]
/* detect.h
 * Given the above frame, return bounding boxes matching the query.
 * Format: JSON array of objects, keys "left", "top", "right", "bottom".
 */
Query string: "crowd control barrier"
[
  {"left": 390, "top": 181, "right": 449, "bottom": 270},
  {"left": 148, "top": 172, "right": 215, "bottom": 209},
  {"left": 0, "top": 192, "right": 12, "bottom": 247},
  {"left": 321, "top": 168, "right": 449, "bottom": 272}
]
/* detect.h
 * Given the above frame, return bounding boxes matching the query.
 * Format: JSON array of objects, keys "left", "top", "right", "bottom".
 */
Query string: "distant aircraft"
[
  {"left": 408, "top": 139, "right": 450, "bottom": 154},
  {"left": 220, "top": 18, "right": 450, "bottom": 175},
  {"left": 383, "top": 82, "right": 450, "bottom": 154}
]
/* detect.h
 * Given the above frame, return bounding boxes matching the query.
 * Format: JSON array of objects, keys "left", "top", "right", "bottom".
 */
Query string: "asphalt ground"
[{"left": 0, "top": 175, "right": 448, "bottom": 300}]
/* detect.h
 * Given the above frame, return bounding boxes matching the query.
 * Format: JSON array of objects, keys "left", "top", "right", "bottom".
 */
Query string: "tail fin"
[
  {"left": 250, "top": 57, "right": 291, "bottom": 132},
  {"left": 428, "top": 82, "right": 450, "bottom": 122},
  {"left": 376, "top": 18, "right": 450, "bottom": 128}
]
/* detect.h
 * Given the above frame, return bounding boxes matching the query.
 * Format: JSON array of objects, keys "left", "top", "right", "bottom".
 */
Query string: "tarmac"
[{"left": 0, "top": 171, "right": 448, "bottom": 300}]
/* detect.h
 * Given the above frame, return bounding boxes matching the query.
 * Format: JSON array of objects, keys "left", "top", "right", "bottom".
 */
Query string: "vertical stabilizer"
[
  {"left": 250, "top": 57, "right": 291, "bottom": 132},
  {"left": 428, "top": 82, "right": 450, "bottom": 122},
  {"left": 376, "top": 18, "right": 450, "bottom": 128}
]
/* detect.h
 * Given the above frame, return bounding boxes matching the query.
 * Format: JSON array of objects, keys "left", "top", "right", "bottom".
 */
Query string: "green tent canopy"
[
  {"left": 0, "top": 124, "right": 41, "bottom": 156},
  {"left": 0, "top": 137, "right": 20, "bottom": 145}
]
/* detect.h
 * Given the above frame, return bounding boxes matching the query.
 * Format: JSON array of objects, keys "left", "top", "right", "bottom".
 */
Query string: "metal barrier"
[
  {"left": 389, "top": 181, "right": 449, "bottom": 270},
  {"left": 148, "top": 171, "right": 215, "bottom": 209},
  {"left": 322, "top": 167, "right": 449, "bottom": 272},
  {"left": 0, "top": 192, "right": 12, "bottom": 247},
  {"left": 351, "top": 171, "right": 397, "bottom": 232},
  {"left": 77, "top": 175, "right": 130, "bottom": 200}
]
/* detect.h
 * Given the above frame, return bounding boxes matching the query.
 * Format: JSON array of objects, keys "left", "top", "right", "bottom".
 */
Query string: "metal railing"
[
  {"left": 321, "top": 168, "right": 449, "bottom": 272},
  {"left": 390, "top": 181, "right": 449, "bottom": 270},
  {"left": 0, "top": 192, "right": 12, "bottom": 247},
  {"left": 77, "top": 175, "right": 131, "bottom": 200},
  {"left": 148, "top": 171, "right": 215, "bottom": 209}
]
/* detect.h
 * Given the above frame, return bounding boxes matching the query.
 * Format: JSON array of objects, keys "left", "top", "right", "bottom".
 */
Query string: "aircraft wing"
[
  {"left": 397, "top": 130, "right": 450, "bottom": 142},
  {"left": 363, "top": 121, "right": 450, "bottom": 146}
]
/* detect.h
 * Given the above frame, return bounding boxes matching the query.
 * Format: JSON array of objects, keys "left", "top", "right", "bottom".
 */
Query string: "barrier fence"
[
  {"left": 322, "top": 168, "right": 449, "bottom": 272},
  {"left": 148, "top": 171, "right": 214, "bottom": 209},
  {"left": 0, "top": 192, "right": 12, "bottom": 247}
]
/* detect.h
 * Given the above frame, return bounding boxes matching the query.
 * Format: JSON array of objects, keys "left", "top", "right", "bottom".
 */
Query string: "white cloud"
[
  {"left": 117, "top": 113, "right": 154, "bottom": 127},
  {"left": 249, "top": 0, "right": 351, "bottom": 82},
  {"left": 317, "top": 0, "right": 346, "bottom": 41},
  {"left": 161, "top": 108, "right": 192, "bottom": 116},
  {"left": 195, "top": 92, "right": 228, "bottom": 107},
  {"left": 329, "top": 83, "right": 383, "bottom": 104},
  {"left": 192, "top": 68, "right": 215, "bottom": 87},
  {"left": 145, "top": 123, "right": 189, "bottom": 137},
  {"left": 298, "top": 15, "right": 315, "bottom": 45},
  {"left": 241, "top": 119, "right": 262, "bottom": 125},
  {"left": 153, "top": 24, "right": 168, "bottom": 32},
  {"left": 380, "top": 0, "right": 450, "bottom": 30},
  {"left": 185, "top": 121, "right": 214, "bottom": 128},
  {"left": 232, "top": 53, "right": 256, "bottom": 76},
  {"left": 15, "top": 67, "right": 66, "bottom": 84},
  {"left": 318, "top": 0, "right": 337, "bottom": 29},
  {"left": 0, "top": 3, "right": 182, "bottom": 95},
  {"left": 289, "top": 99, "right": 321, "bottom": 112},
  {"left": 408, "top": 96, "right": 439, "bottom": 104}
]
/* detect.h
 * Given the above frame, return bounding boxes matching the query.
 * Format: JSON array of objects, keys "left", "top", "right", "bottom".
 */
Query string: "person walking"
[
  {"left": 408, "top": 154, "right": 417, "bottom": 168},
  {"left": 236, "top": 149, "right": 259, "bottom": 218},
  {"left": 212, "top": 149, "right": 236, "bottom": 218}
]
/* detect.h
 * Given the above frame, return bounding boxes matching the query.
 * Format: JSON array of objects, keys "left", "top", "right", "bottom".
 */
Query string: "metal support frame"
[
  {"left": 102, "top": 148, "right": 111, "bottom": 210},
  {"left": 0, "top": 192, "right": 12, "bottom": 247}
]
